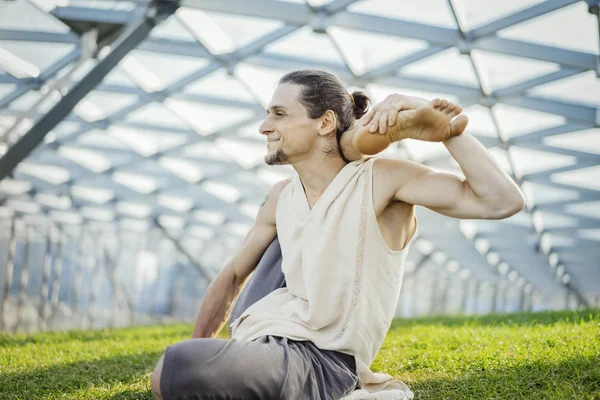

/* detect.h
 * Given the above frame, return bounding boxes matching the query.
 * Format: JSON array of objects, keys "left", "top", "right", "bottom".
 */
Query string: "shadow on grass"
[
  {"left": 409, "top": 355, "right": 600, "bottom": 400},
  {"left": 105, "top": 389, "right": 153, "bottom": 400},
  {"left": 390, "top": 309, "right": 600, "bottom": 329},
  {"left": 0, "top": 351, "right": 161, "bottom": 399}
]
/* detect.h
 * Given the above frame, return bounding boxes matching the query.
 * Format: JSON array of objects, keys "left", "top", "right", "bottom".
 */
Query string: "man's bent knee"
[{"left": 151, "top": 355, "right": 165, "bottom": 400}]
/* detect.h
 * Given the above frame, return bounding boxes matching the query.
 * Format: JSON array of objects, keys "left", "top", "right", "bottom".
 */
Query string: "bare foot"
[{"left": 352, "top": 99, "right": 469, "bottom": 155}]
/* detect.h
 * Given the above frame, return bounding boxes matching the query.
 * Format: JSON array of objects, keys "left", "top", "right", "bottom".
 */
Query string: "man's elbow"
[{"left": 490, "top": 189, "right": 526, "bottom": 219}]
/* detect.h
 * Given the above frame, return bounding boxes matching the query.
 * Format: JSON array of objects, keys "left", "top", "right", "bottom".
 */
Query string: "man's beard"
[{"left": 265, "top": 148, "right": 289, "bottom": 165}]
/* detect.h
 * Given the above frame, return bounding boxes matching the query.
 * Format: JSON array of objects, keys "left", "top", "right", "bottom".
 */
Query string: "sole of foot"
[{"left": 352, "top": 98, "right": 469, "bottom": 155}]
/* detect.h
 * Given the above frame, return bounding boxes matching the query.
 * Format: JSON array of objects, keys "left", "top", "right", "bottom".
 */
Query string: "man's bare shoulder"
[
  {"left": 257, "top": 178, "right": 293, "bottom": 226},
  {"left": 372, "top": 157, "right": 428, "bottom": 178},
  {"left": 271, "top": 177, "right": 293, "bottom": 197},
  {"left": 372, "top": 158, "right": 431, "bottom": 203}
]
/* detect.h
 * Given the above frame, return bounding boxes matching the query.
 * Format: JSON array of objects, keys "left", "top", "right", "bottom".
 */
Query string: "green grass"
[{"left": 1, "top": 310, "right": 599, "bottom": 399}]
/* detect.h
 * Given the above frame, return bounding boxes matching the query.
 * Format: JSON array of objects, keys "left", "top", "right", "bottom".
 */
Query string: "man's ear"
[{"left": 317, "top": 110, "right": 337, "bottom": 137}]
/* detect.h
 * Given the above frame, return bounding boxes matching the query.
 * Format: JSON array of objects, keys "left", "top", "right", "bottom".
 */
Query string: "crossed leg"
[{"left": 150, "top": 334, "right": 357, "bottom": 400}]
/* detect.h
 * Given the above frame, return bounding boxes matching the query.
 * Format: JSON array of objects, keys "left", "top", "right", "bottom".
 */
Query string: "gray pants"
[{"left": 160, "top": 238, "right": 360, "bottom": 399}]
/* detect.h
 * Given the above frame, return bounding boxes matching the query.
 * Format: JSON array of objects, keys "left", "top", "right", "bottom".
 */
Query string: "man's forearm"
[
  {"left": 191, "top": 268, "right": 243, "bottom": 339},
  {"left": 443, "top": 132, "right": 525, "bottom": 209}
]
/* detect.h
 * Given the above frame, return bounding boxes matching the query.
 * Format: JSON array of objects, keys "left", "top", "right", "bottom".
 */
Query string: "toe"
[
  {"left": 439, "top": 99, "right": 449, "bottom": 110},
  {"left": 431, "top": 98, "right": 442, "bottom": 108},
  {"left": 445, "top": 103, "right": 456, "bottom": 114},
  {"left": 450, "top": 114, "right": 469, "bottom": 136}
]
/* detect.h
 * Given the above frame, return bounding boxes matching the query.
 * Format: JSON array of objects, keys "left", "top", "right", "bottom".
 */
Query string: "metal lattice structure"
[{"left": 0, "top": 0, "right": 599, "bottom": 332}]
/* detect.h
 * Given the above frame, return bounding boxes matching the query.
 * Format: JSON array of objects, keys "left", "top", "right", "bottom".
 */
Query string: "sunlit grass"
[{"left": 1, "top": 310, "right": 598, "bottom": 399}]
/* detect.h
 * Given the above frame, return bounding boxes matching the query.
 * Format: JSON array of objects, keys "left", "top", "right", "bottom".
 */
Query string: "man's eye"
[{"left": 276, "top": 113, "right": 285, "bottom": 117}]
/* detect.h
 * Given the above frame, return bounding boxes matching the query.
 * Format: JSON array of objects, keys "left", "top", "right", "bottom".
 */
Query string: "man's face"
[{"left": 259, "top": 83, "right": 320, "bottom": 165}]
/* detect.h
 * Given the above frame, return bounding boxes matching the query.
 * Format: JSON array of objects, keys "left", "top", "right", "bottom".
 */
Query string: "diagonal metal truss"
[{"left": 0, "top": 0, "right": 598, "bottom": 311}]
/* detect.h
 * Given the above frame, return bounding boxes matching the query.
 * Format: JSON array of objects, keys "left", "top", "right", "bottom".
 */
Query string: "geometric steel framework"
[{"left": 0, "top": 0, "right": 599, "bottom": 330}]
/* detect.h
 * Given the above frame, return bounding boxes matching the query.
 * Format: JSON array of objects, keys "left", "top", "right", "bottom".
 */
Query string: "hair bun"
[{"left": 351, "top": 91, "right": 370, "bottom": 119}]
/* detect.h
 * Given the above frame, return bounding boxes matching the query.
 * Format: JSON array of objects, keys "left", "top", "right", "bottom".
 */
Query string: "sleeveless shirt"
[{"left": 230, "top": 157, "right": 415, "bottom": 395}]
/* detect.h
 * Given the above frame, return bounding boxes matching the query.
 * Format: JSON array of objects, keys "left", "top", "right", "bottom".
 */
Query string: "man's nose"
[{"left": 259, "top": 118, "right": 273, "bottom": 135}]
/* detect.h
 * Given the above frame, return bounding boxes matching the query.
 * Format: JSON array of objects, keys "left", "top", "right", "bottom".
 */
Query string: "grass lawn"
[{"left": 1, "top": 309, "right": 599, "bottom": 399}]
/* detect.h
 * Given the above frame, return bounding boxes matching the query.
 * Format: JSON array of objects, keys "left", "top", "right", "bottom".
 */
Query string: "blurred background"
[{"left": 0, "top": 0, "right": 598, "bottom": 334}]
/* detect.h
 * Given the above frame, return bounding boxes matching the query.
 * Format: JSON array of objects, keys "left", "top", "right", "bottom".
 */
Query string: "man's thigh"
[{"left": 159, "top": 335, "right": 287, "bottom": 400}]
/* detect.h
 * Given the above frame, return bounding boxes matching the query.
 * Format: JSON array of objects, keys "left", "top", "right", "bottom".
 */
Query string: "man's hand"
[{"left": 358, "top": 94, "right": 429, "bottom": 134}]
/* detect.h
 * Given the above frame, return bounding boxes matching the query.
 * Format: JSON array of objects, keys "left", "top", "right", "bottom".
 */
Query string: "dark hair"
[{"left": 279, "top": 69, "right": 370, "bottom": 163}]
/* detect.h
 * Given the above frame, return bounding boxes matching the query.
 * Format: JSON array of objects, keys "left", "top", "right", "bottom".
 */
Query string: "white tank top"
[{"left": 230, "top": 157, "right": 416, "bottom": 393}]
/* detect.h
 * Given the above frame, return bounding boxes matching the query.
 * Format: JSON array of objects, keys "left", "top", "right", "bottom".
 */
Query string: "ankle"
[{"left": 341, "top": 124, "right": 365, "bottom": 161}]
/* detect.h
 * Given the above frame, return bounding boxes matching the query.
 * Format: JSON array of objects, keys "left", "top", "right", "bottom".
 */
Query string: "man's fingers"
[
  {"left": 369, "top": 110, "right": 382, "bottom": 132},
  {"left": 388, "top": 106, "right": 400, "bottom": 127},
  {"left": 360, "top": 107, "right": 376, "bottom": 126},
  {"left": 378, "top": 111, "right": 388, "bottom": 134}
]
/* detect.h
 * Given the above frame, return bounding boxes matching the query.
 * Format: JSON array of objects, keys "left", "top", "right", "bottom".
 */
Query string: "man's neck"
[{"left": 292, "top": 155, "right": 347, "bottom": 203}]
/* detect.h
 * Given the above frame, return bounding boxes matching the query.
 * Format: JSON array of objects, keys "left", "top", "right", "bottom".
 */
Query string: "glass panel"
[
  {"left": 0, "top": 41, "right": 74, "bottom": 73},
  {"left": 57, "top": 146, "right": 112, "bottom": 173},
  {"left": 551, "top": 165, "right": 600, "bottom": 190},
  {"left": 579, "top": 229, "right": 600, "bottom": 241},
  {"left": 461, "top": 105, "right": 497, "bottom": 137},
  {"left": 471, "top": 50, "right": 560, "bottom": 92},
  {"left": 521, "top": 182, "right": 579, "bottom": 205},
  {"left": 165, "top": 99, "right": 256, "bottom": 135},
  {"left": 202, "top": 181, "right": 241, "bottom": 204},
  {"left": 183, "top": 70, "right": 256, "bottom": 103},
  {"left": 544, "top": 128, "right": 600, "bottom": 155},
  {"left": 366, "top": 82, "right": 459, "bottom": 104},
  {"left": 537, "top": 211, "right": 578, "bottom": 229},
  {"left": 158, "top": 157, "right": 204, "bottom": 183},
  {"left": 157, "top": 194, "right": 194, "bottom": 213},
  {"left": 76, "top": 91, "right": 139, "bottom": 121},
  {"left": 124, "top": 102, "right": 191, "bottom": 130},
  {"left": 6, "top": 199, "right": 40, "bottom": 214},
  {"left": 150, "top": 14, "right": 197, "bottom": 42},
  {"left": 215, "top": 137, "right": 265, "bottom": 169},
  {"left": 0, "top": 83, "right": 16, "bottom": 100},
  {"left": 510, "top": 146, "right": 576, "bottom": 176},
  {"left": 403, "top": 140, "right": 447, "bottom": 162},
  {"left": 401, "top": 48, "right": 480, "bottom": 87},
  {"left": 565, "top": 201, "right": 600, "bottom": 219},
  {"left": 107, "top": 126, "right": 190, "bottom": 157},
  {"left": 328, "top": 27, "right": 429, "bottom": 75},
  {"left": 453, "top": 0, "right": 544, "bottom": 31},
  {"left": 264, "top": 26, "right": 345, "bottom": 65},
  {"left": 529, "top": 71, "right": 600, "bottom": 108},
  {"left": 255, "top": 165, "right": 294, "bottom": 186},
  {"left": 71, "top": 185, "right": 115, "bottom": 204},
  {"left": 49, "top": 210, "right": 82, "bottom": 225},
  {"left": 0, "top": 179, "right": 31, "bottom": 196},
  {"left": 493, "top": 104, "right": 565, "bottom": 139},
  {"left": 81, "top": 207, "right": 114, "bottom": 222},
  {"left": 498, "top": 2, "right": 599, "bottom": 55},
  {"left": 0, "top": 0, "right": 70, "bottom": 32},
  {"left": 203, "top": 10, "right": 285, "bottom": 50},
  {"left": 116, "top": 201, "right": 152, "bottom": 218},
  {"left": 75, "top": 129, "right": 132, "bottom": 151},
  {"left": 127, "top": 50, "right": 210, "bottom": 89},
  {"left": 112, "top": 171, "right": 158, "bottom": 194},
  {"left": 16, "top": 162, "right": 70, "bottom": 184},
  {"left": 348, "top": 0, "right": 458, "bottom": 28},
  {"left": 235, "top": 64, "right": 286, "bottom": 107},
  {"left": 193, "top": 210, "right": 225, "bottom": 226}
]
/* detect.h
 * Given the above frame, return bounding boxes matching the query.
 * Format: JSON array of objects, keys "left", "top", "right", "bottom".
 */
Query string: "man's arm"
[
  {"left": 191, "top": 179, "right": 290, "bottom": 338},
  {"left": 355, "top": 94, "right": 525, "bottom": 219},
  {"left": 375, "top": 132, "right": 525, "bottom": 219}
]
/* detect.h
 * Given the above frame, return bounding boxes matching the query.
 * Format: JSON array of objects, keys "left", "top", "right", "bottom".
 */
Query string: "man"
[{"left": 150, "top": 70, "right": 525, "bottom": 399}]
